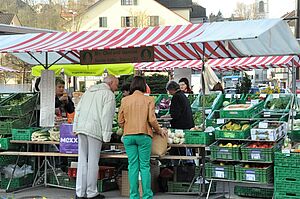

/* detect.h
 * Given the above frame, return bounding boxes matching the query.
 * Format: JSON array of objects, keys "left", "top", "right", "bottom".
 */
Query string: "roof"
[
  {"left": 0, "top": 13, "right": 15, "bottom": 25},
  {"left": 0, "top": 23, "right": 55, "bottom": 35},
  {"left": 190, "top": 2, "right": 206, "bottom": 18},
  {"left": 155, "top": 0, "right": 192, "bottom": 8},
  {"left": 0, "top": 19, "right": 299, "bottom": 66},
  {"left": 134, "top": 55, "right": 300, "bottom": 71}
]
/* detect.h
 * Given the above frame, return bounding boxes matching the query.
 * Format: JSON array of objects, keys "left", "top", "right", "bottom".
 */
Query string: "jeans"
[{"left": 123, "top": 134, "right": 153, "bottom": 199}]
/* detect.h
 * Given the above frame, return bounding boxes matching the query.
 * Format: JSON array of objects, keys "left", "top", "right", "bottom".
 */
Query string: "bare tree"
[{"left": 234, "top": 2, "right": 259, "bottom": 20}]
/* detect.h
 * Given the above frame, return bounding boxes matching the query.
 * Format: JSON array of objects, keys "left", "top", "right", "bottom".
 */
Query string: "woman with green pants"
[{"left": 118, "top": 76, "right": 167, "bottom": 199}]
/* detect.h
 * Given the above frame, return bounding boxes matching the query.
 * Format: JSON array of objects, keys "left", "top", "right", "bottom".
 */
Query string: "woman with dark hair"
[
  {"left": 179, "top": 77, "right": 193, "bottom": 94},
  {"left": 118, "top": 76, "right": 167, "bottom": 199},
  {"left": 121, "top": 83, "right": 131, "bottom": 97}
]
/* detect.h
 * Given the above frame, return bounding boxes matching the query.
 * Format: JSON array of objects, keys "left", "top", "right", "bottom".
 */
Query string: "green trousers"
[{"left": 123, "top": 135, "right": 153, "bottom": 199}]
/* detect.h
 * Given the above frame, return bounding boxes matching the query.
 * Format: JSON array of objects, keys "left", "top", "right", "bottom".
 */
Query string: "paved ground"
[{"left": 0, "top": 186, "right": 254, "bottom": 199}]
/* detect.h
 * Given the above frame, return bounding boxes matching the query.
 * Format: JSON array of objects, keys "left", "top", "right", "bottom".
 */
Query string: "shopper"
[
  {"left": 55, "top": 78, "right": 75, "bottom": 117},
  {"left": 166, "top": 81, "right": 194, "bottom": 129},
  {"left": 178, "top": 77, "right": 193, "bottom": 94},
  {"left": 121, "top": 83, "right": 131, "bottom": 97},
  {"left": 118, "top": 76, "right": 167, "bottom": 199},
  {"left": 73, "top": 76, "right": 119, "bottom": 199}
]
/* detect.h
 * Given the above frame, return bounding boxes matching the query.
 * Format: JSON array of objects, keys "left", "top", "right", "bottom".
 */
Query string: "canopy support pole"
[{"left": 27, "top": 51, "right": 71, "bottom": 69}]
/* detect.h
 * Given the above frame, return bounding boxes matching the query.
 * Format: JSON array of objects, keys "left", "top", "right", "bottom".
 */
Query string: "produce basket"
[
  {"left": 1, "top": 173, "right": 34, "bottom": 191},
  {"left": 234, "top": 186, "right": 274, "bottom": 199},
  {"left": 0, "top": 137, "right": 18, "bottom": 150},
  {"left": 48, "top": 174, "right": 76, "bottom": 188},
  {"left": 274, "top": 166, "right": 300, "bottom": 184},
  {"left": 264, "top": 93, "right": 292, "bottom": 113},
  {"left": 274, "top": 152, "right": 300, "bottom": 168},
  {"left": 155, "top": 94, "right": 172, "bottom": 117},
  {"left": 235, "top": 164, "right": 273, "bottom": 183},
  {"left": 241, "top": 142, "right": 279, "bottom": 162},
  {"left": 220, "top": 101, "right": 264, "bottom": 119},
  {"left": 186, "top": 94, "right": 197, "bottom": 105},
  {"left": 0, "top": 93, "right": 38, "bottom": 117},
  {"left": 275, "top": 174, "right": 300, "bottom": 196},
  {"left": 206, "top": 110, "right": 221, "bottom": 128},
  {"left": 0, "top": 93, "right": 15, "bottom": 103},
  {"left": 193, "top": 111, "right": 203, "bottom": 126},
  {"left": 167, "top": 180, "right": 217, "bottom": 193},
  {"left": 215, "top": 120, "right": 252, "bottom": 139},
  {"left": 184, "top": 130, "right": 215, "bottom": 145},
  {"left": 191, "top": 92, "right": 222, "bottom": 113},
  {"left": 12, "top": 127, "right": 40, "bottom": 141},
  {"left": 250, "top": 121, "right": 287, "bottom": 141},
  {"left": 205, "top": 162, "right": 235, "bottom": 180},
  {"left": 210, "top": 140, "right": 241, "bottom": 160},
  {"left": 259, "top": 111, "right": 289, "bottom": 122},
  {"left": 0, "top": 114, "right": 33, "bottom": 134},
  {"left": 274, "top": 193, "right": 300, "bottom": 199}
]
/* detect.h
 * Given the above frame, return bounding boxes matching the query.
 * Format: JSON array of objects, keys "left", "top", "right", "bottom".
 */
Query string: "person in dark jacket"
[
  {"left": 166, "top": 81, "right": 194, "bottom": 129},
  {"left": 55, "top": 78, "right": 75, "bottom": 117}
]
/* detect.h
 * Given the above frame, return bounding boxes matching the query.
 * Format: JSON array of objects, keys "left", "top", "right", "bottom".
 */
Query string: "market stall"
[{"left": 0, "top": 18, "right": 299, "bottom": 198}]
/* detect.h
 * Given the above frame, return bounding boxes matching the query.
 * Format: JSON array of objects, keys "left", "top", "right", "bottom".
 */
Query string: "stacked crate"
[
  {"left": 274, "top": 152, "right": 300, "bottom": 199},
  {"left": 0, "top": 93, "right": 37, "bottom": 150}
]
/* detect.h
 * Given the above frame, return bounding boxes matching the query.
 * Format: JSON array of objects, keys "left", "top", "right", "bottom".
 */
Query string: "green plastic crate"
[
  {"left": 274, "top": 152, "right": 300, "bottom": 168},
  {"left": 264, "top": 94, "right": 292, "bottom": 113},
  {"left": 289, "top": 130, "right": 300, "bottom": 142},
  {"left": 98, "top": 179, "right": 118, "bottom": 192},
  {"left": 205, "top": 162, "right": 235, "bottom": 180},
  {"left": 241, "top": 143, "right": 279, "bottom": 162},
  {"left": 187, "top": 94, "right": 197, "bottom": 105},
  {"left": 235, "top": 164, "right": 273, "bottom": 183},
  {"left": 275, "top": 180, "right": 300, "bottom": 195},
  {"left": 184, "top": 130, "right": 215, "bottom": 145},
  {"left": 205, "top": 110, "right": 221, "bottom": 128},
  {"left": 215, "top": 121, "right": 252, "bottom": 139},
  {"left": 167, "top": 181, "right": 217, "bottom": 193},
  {"left": 210, "top": 141, "right": 241, "bottom": 160},
  {"left": 234, "top": 186, "right": 273, "bottom": 198},
  {"left": 274, "top": 166, "right": 300, "bottom": 184},
  {"left": 0, "top": 114, "right": 33, "bottom": 134},
  {"left": 12, "top": 128, "right": 40, "bottom": 141},
  {"left": 193, "top": 111, "right": 203, "bottom": 126},
  {"left": 0, "top": 93, "right": 38, "bottom": 117},
  {"left": 1, "top": 174, "right": 34, "bottom": 191},
  {"left": 0, "top": 155, "right": 17, "bottom": 166},
  {"left": 275, "top": 193, "right": 300, "bottom": 199},
  {"left": 0, "top": 137, "right": 18, "bottom": 150},
  {"left": 48, "top": 174, "right": 76, "bottom": 188},
  {"left": 259, "top": 111, "right": 289, "bottom": 122},
  {"left": 191, "top": 92, "right": 222, "bottom": 113},
  {"left": 220, "top": 101, "right": 264, "bottom": 119}
]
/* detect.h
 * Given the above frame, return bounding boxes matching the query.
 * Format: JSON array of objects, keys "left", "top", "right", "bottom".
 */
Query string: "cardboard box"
[
  {"left": 250, "top": 121, "right": 287, "bottom": 141},
  {"left": 120, "top": 161, "right": 160, "bottom": 196}
]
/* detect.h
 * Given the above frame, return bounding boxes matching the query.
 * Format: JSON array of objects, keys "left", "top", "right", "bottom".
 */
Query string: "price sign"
[
  {"left": 246, "top": 173, "right": 256, "bottom": 181},
  {"left": 185, "top": 94, "right": 189, "bottom": 97},
  {"left": 260, "top": 94, "right": 267, "bottom": 98},
  {"left": 259, "top": 122, "right": 268, "bottom": 129},
  {"left": 251, "top": 151, "right": 261, "bottom": 160},
  {"left": 273, "top": 94, "right": 280, "bottom": 99},
  {"left": 217, "top": 119, "right": 225, "bottom": 124},
  {"left": 282, "top": 148, "right": 291, "bottom": 156},
  {"left": 251, "top": 99, "right": 259, "bottom": 105},
  {"left": 264, "top": 112, "right": 271, "bottom": 117},
  {"left": 225, "top": 94, "right": 232, "bottom": 99},
  {"left": 215, "top": 170, "right": 225, "bottom": 178},
  {"left": 144, "top": 93, "right": 150, "bottom": 96},
  {"left": 175, "top": 129, "right": 184, "bottom": 134},
  {"left": 110, "top": 145, "right": 116, "bottom": 150},
  {"left": 155, "top": 109, "right": 159, "bottom": 114},
  {"left": 236, "top": 94, "right": 241, "bottom": 98},
  {"left": 205, "top": 109, "right": 212, "bottom": 114}
]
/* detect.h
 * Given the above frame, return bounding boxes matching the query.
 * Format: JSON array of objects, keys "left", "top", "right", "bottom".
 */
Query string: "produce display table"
[{"left": 1, "top": 141, "right": 207, "bottom": 196}]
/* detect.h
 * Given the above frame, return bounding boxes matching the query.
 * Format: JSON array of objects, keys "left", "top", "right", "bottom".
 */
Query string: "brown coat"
[{"left": 118, "top": 90, "right": 161, "bottom": 137}]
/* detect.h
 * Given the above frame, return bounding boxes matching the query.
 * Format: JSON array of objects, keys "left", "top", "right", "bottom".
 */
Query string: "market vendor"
[
  {"left": 179, "top": 77, "right": 193, "bottom": 94},
  {"left": 55, "top": 78, "right": 75, "bottom": 118}
]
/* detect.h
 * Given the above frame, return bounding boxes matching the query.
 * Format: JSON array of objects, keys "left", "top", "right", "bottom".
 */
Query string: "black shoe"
[
  {"left": 75, "top": 196, "right": 86, "bottom": 199},
  {"left": 88, "top": 194, "right": 105, "bottom": 199}
]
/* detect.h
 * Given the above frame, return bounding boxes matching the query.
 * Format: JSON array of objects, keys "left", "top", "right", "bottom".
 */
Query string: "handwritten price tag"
[
  {"left": 246, "top": 173, "right": 256, "bottom": 181},
  {"left": 260, "top": 94, "right": 267, "bottom": 98},
  {"left": 205, "top": 109, "right": 212, "bottom": 114},
  {"left": 225, "top": 94, "right": 232, "bottom": 99},
  {"left": 215, "top": 171, "right": 225, "bottom": 178},
  {"left": 273, "top": 94, "right": 279, "bottom": 99},
  {"left": 217, "top": 119, "right": 225, "bottom": 124},
  {"left": 259, "top": 122, "right": 268, "bottom": 129},
  {"left": 251, "top": 151, "right": 261, "bottom": 160}
]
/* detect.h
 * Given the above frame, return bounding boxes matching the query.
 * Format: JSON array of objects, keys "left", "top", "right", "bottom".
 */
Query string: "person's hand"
[
  {"left": 159, "top": 128, "right": 168, "bottom": 137},
  {"left": 59, "top": 93, "right": 68, "bottom": 103}
]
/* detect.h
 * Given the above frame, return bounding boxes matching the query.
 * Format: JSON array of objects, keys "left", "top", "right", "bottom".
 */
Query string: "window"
[
  {"left": 149, "top": 16, "right": 159, "bottom": 26},
  {"left": 121, "top": 0, "right": 137, "bottom": 5},
  {"left": 99, "top": 17, "right": 107, "bottom": 27},
  {"left": 121, "top": 16, "right": 137, "bottom": 27}
]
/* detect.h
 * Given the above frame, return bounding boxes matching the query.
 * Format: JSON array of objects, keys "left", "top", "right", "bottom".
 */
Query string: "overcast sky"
[{"left": 195, "top": 0, "right": 296, "bottom": 18}]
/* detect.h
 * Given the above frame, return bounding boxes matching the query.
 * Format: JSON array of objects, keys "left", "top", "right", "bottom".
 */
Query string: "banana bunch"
[{"left": 222, "top": 121, "right": 250, "bottom": 131}]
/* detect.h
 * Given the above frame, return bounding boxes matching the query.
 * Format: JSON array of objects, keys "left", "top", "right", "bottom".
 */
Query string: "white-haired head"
[{"left": 104, "top": 75, "right": 119, "bottom": 92}]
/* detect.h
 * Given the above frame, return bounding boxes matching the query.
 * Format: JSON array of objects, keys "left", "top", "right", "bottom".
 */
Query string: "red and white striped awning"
[
  {"left": 0, "top": 19, "right": 298, "bottom": 66},
  {"left": 133, "top": 55, "right": 300, "bottom": 71}
]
